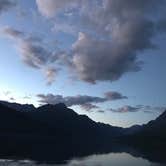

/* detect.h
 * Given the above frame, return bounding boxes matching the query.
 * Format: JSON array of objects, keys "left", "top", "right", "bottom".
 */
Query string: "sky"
[{"left": 0, "top": 0, "right": 166, "bottom": 127}]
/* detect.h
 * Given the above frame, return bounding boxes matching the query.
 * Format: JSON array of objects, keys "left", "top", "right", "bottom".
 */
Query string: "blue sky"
[{"left": 0, "top": 0, "right": 166, "bottom": 127}]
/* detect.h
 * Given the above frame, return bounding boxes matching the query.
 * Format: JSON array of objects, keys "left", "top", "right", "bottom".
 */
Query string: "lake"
[{"left": 0, "top": 152, "right": 165, "bottom": 166}]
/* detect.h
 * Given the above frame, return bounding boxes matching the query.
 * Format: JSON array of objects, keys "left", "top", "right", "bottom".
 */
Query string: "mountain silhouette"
[
  {"left": 27, "top": 103, "right": 125, "bottom": 143},
  {"left": 129, "top": 110, "right": 166, "bottom": 141},
  {"left": 0, "top": 100, "right": 35, "bottom": 112},
  {"left": 0, "top": 101, "right": 165, "bottom": 163},
  {"left": 0, "top": 100, "right": 165, "bottom": 140},
  {"left": 0, "top": 103, "right": 54, "bottom": 135},
  {"left": 0, "top": 101, "right": 124, "bottom": 141}
]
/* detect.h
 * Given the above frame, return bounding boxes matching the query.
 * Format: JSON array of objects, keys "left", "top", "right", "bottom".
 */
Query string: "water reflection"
[{"left": 0, "top": 153, "right": 165, "bottom": 166}]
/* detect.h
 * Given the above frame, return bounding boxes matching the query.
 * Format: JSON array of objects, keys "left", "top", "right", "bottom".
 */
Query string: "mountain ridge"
[
  {"left": 0, "top": 100, "right": 166, "bottom": 129},
  {"left": 0, "top": 100, "right": 166, "bottom": 163}
]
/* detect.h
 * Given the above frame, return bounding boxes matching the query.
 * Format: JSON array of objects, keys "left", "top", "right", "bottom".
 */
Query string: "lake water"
[{"left": 0, "top": 152, "right": 165, "bottom": 166}]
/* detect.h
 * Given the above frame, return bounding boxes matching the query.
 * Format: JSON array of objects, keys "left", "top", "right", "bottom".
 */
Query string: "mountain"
[
  {"left": 0, "top": 102, "right": 124, "bottom": 141},
  {"left": 0, "top": 101, "right": 125, "bottom": 162},
  {"left": 0, "top": 100, "right": 165, "bottom": 142},
  {"left": 0, "top": 101, "right": 166, "bottom": 163},
  {"left": 0, "top": 103, "right": 49, "bottom": 135},
  {"left": 26, "top": 103, "right": 125, "bottom": 142},
  {"left": 122, "top": 110, "right": 166, "bottom": 146},
  {"left": 135, "top": 110, "right": 166, "bottom": 139},
  {"left": 0, "top": 100, "right": 35, "bottom": 112}
]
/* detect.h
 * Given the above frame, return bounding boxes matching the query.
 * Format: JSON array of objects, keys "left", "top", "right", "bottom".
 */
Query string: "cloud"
[
  {"left": 104, "top": 91, "right": 128, "bottom": 100},
  {"left": 109, "top": 105, "right": 166, "bottom": 113},
  {"left": 1, "top": 26, "right": 24, "bottom": 38},
  {"left": 52, "top": 21, "right": 78, "bottom": 36},
  {"left": 23, "top": 95, "right": 31, "bottom": 99},
  {"left": 0, "top": 0, "right": 16, "bottom": 14},
  {"left": 97, "top": 110, "right": 105, "bottom": 113},
  {"left": 10, "top": 97, "right": 15, "bottom": 101},
  {"left": 110, "top": 106, "right": 140, "bottom": 113},
  {"left": 37, "top": 94, "right": 107, "bottom": 107},
  {"left": 0, "top": 26, "right": 58, "bottom": 68},
  {"left": 3, "top": 91, "right": 11, "bottom": 96},
  {"left": 2, "top": 1, "right": 166, "bottom": 85},
  {"left": 36, "top": 0, "right": 79, "bottom": 17},
  {"left": 44, "top": 68, "right": 58, "bottom": 85},
  {"left": 36, "top": 0, "right": 166, "bottom": 84},
  {"left": 158, "top": 19, "right": 166, "bottom": 32},
  {"left": 18, "top": 39, "right": 50, "bottom": 69},
  {"left": 37, "top": 91, "right": 127, "bottom": 111},
  {"left": 80, "top": 103, "right": 99, "bottom": 112},
  {"left": 70, "top": 16, "right": 155, "bottom": 83},
  {"left": 140, "top": 105, "right": 166, "bottom": 113},
  {"left": 1, "top": 26, "right": 50, "bottom": 68},
  {"left": 1, "top": 26, "right": 61, "bottom": 84}
]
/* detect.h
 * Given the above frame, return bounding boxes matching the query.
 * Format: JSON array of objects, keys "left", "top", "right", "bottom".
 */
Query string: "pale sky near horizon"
[{"left": 0, "top": 0, "right": 166, "bottom": 127}]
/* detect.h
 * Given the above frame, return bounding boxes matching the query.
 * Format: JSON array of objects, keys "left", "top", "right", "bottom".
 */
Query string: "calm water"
[{"left": 0, "top": 153, "right": 165, "bottom": 166}]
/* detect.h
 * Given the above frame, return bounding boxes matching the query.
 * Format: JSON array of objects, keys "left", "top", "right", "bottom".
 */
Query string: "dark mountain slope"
[
  {"left": 26, "top": 103, "right": 124, "bottom": 142},
  {"left": 0, "top": 103, "right": 52, "bottom": 135},
  {"left": 138, "top": 110, "right": 166, "bottom": 139},
  {"left": 123, "top": 110, "right": 166, "bottom": 145},
  {"left": 0, "top": 102, "right": 126, "bottom": 162},
  {"left": 0, "top": 102, "right": 124, "bottom": 143},
  {"left": 0, "top": 100, "right": 35, "bottom": 112},
  {"left": 1, "top": 100, "right": 165, "bottom": 142}
]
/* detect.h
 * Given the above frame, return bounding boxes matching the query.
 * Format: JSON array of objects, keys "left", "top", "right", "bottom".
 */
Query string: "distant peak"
[
  {"left": 38, "top": 103, "right": 67, "bottom": 111},
  {"left": 55, "top": 103, "right": 67, "bottom": 108},
  {"left": 0, "top": 100, "right": 35, "bottom": 111}
]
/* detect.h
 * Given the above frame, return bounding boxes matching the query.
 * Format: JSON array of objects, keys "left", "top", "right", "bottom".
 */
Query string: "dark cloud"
[
  {"left": 37, "top": 89, "right": 127, "bottom": 105},
  {"left": 140, "top": 105, "right": 166, "bottom": 113},
  {"left": 10, "top": 97, "right": 15, "bottom": 101},
  {"left": 110, "top": 106, "right": 140, "bottom": 113},
  {"left": 37, "top": 91, "right": 127, "bottom": 111},
  {"left": 19, "top": 39, "right": 51, "bottom": 69},
  {"left": 105, "top": 91, "right": 128, "bottom": 100},
  {"left": 158, "top": 19, "right": 166, "bottom": 32},
  {"left": 37, "top": 94, "right": 107, "bottom": 107},
  {"left": 1, "top": 26, "right": 24, "bottom": 38},
  {"left": 97, "top": 110, "right": 105, "bottom": 113},
  {"left": 103, "top": 0, "right": 164, "bottom": 16},
  {"left": 0, "top": 0, "right": 16, "bottom": 14},
  {"left": 109, "top": 105, "right": 166, "bottom": 113},
  {"left": 65, "top": 95, "right": 106, "bottom": 106},
  {"left": 80, "top": 103, "right": 99, "bottom": 112},
  {"left": 37, "top": 92, "right": 165, "bottom": 113}
]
